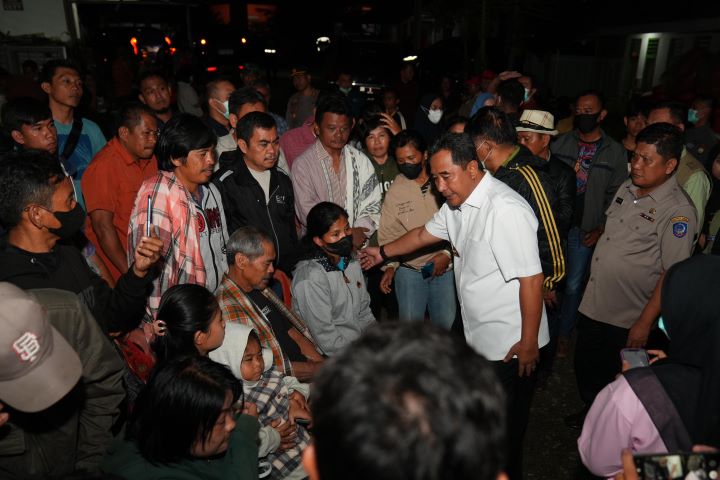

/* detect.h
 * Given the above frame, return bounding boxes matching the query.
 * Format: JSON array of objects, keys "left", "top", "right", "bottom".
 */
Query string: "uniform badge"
[
  {"left": 649, "top": 208, "right": 656, "bottom": 215},
  {"left": 672, "top": 221, "right": 688, "bottom": 238},
  {"left": 615, "top": 197, "right": 624, "bottom": 205}
]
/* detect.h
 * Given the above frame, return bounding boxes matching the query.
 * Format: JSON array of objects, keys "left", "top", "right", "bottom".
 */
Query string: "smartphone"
[
  {"left": 621, "top": 348, "right": 649, "bottom": 369},
  {"left": 420, "top": 262, "right": 434, "bottom": 279},
  {"left": 633, "top": 452, "right": 719, "bottom": 479},
  {"left": 145, "top": 195, "right": 152, "bottom": 237}
]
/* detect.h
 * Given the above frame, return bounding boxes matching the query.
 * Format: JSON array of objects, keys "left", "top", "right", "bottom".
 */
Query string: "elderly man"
[
  {"left": 217, "top": 226, "right": 324, "bottom": 381},
  {"left": 292, "top": 92, "right": 381, "bottom": 248},
  {"left": 82, "top": 102, "right": 159, "bottom": 282}
]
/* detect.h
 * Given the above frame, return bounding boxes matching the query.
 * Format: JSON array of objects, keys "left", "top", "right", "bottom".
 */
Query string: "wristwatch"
[{"left": 380, "top": 245, "right": 390, "bottom": 262}]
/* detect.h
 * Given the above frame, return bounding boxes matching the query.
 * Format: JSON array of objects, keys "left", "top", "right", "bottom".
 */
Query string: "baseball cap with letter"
[{"left": 0, "top": 283, "right": 82, "bottom": 412}]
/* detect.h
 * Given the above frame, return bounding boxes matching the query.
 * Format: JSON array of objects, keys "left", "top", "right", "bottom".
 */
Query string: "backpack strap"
[
  {"left": 59, "top": 118, "right": 83, "bottom": 176},
  {"left": 624, "top": 367, "right": 692, "bottom": 451}
]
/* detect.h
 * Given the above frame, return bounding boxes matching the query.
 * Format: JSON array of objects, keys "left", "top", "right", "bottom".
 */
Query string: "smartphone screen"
[
  {"left": 633, "top": 452, "right": 719, "bottom": 479},
  {"left": 621, "top": 348, "right": 650, "bottom": 369}
]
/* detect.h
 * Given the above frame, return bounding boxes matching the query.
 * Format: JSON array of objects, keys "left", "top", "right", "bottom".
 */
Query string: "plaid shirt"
[
  {"left": 246, "top": 368, "right": 311, "bottom": 480},
  {"left": 218, "top": 274, "right": 320, "bottom": 375},
  {"left": 128, "top": 171, "right": 209, "bottom": 323}
]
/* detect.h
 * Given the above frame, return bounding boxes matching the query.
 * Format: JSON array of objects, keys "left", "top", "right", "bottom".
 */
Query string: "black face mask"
[
  {"left": 48, "top": 203, "right": 86, "bottom": 239},
  {"left": 574, "top": 113, "right": 601, "bottom": 134},
  {"left": 324, "top": 235, "right": 353, "bottom": 258},
  {"left": 398, "top": 162, "right": 424, "bottom": 180}
]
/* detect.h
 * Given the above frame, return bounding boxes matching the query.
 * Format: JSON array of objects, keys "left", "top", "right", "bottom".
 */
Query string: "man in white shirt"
[{"left": 361, "top": 132, "right": 548, "bottom": 480}]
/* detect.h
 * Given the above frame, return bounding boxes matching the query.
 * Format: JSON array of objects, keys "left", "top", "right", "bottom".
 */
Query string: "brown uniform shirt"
[{"left": 579, "top": 176, "right": 696, "bottom": 328}]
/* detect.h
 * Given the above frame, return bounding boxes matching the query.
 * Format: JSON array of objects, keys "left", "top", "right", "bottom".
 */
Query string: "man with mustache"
[
  {"left": 82, "top": 103, "right": 159, "bottom": 282},
  {"left": 217, "top": 226, "right": 324, "bottom": 381},
  {"left": 213, "top": 111, "right": 300, "bottom": 276},
  {"left": 40, "top": 60, "right": 106, "bottom": 207}
]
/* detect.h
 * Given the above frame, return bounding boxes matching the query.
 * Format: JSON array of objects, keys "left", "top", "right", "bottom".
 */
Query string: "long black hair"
[
  {"left": 156, "top": 113, "right": 217, "bottom": 171},
  {"left": 152, "top": 284, "right": 220, "bottom": 363},
  {"left": 128, "top": 356, "right": 242, "bottom": 463}
]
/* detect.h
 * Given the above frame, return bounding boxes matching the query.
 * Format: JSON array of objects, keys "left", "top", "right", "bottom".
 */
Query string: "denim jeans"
[
  {"left": 558, "top": 227, "right": 593, "bottom": 337},
  {"left": 394, "top": 266, "right": 456, "bottom": 330}
]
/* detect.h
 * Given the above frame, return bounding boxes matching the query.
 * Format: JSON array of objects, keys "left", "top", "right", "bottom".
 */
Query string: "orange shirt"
[{"left": 82, "top": 137, "right": 158, "bottom": 281}]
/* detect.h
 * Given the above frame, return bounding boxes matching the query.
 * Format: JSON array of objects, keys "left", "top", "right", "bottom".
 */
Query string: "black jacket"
[
  {"left": 493, "top": 145, "right": 566, "bottom": 291},
  {"left": 213, "top": 149, "right": 301, "bottom": 275},
  {"left": 546, "top": 152, "right": 576, "bottom": 240},
  {"left": 0, "top": 236, "right": 152, "bottom": 334}
]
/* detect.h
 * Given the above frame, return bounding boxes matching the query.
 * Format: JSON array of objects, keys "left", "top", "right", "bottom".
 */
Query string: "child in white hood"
[{"left": 210, "top": 322, "right": 311, "bottom": 480}]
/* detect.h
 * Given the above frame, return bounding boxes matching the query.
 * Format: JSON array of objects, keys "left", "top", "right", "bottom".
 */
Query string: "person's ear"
[
  {"left": 170, "top": 156, "right": 184, "bottom": 168},
  {"left": 302, "top": 444, "right": 320, "bottom": 480},
  {"left": 313, "top": 122, "right": 320, "bottom": 137},
  {"left": 665, "top": 157, "right": 679, "bottom": 174},
  {"left": 238, "top": 138, "right": 250, "bottom": 155},
  {"left": 138, "top": 93, "right": 147, "bottom": 105},
  {"left": 351, "top": 118, "right": 356, "bottom": 130},
  {"left": 599, "top": 108, "right": 608, "bottom": 122},
  {"left": 541, "top": 134, "right": 551, "bottom": 149},
  {"left": 467, "top": 159, "right": 480, "bottom": 178},
  {"left": 623, "top": 116, "right": 629, "bottom": 128},
  {"left": 312, "top": 236, "right": 324, "bottom": 249},
  {"left": 229, "top": 113, "right": 239, "bottom": 130},
  {"left": 10, "top": 130, "right": 25, "bottom": 145},
  {"left": 235, "top": 252, "right": 248, "bottom": 268},
  {"left": 194, "top": 329, "right": 207, "bottom": 347},
  {"left": 41, "top": 82, "right": 52, "bottom": 95},
  {"left": 118, "top": 126, "right": 130, "bottom": 142},
  {"left": 676, "top": 122, "right": 685, "bottom": 132}
]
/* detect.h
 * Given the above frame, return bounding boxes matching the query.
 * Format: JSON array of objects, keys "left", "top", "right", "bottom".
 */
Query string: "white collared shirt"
[{"left": 424, "top": 173, "right": 549, "bottom": 360}]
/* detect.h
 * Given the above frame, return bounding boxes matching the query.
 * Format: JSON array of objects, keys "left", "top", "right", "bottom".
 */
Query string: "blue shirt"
[{"left": 55, "top": 117, "right": 106, "bottom": 207}]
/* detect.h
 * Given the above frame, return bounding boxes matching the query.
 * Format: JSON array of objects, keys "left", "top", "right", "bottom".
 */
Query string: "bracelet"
[{"left": 379, "top": 245, "right": 390, "bottom": 262}]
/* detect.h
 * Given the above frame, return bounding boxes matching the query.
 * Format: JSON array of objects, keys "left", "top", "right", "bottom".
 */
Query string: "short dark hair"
[
  {"left": 228, "top": 87, "right": 266, "bottom": 117},
  {"left": 429, "top": 132, "right": 479, "bottom": 168},
  {"left": 303, "top": 202, "right": 349, "bottom": 248},
  {"left": 466, "top": 107, "right": 517, "bottom": 147},
  {"left": 650, "top": 101, "right": 688, "bottom": 126},
  {"left": 236, "top": 111, "right": 276, "bottom": 144},
  {"left": 311, "top": 322, "right": 506, "bottom": 480},
  {"left": 359, "top": 115, "right": 393, "bottom": 142},
  {"left": 155, "top": 113, "right": 217, "bottom": 171},
  {"left": 128, "top": 356, "right": 242, "bottom": 464},
  {"left": 444, "top": 114, "right": 469, "bottom": 132},
  {"left": 0, "top": 150, "right": 65, "bottom": 228},
  {"left": 1, "top": 97, "right": 52, "bottom": 134},
  {"left": 625, "top": 96, "right": 651, "bottom": 119},
  {"left": 205, "top": 78, "right": 235, "bottom": 99},
  {"left": 576, "top": 89, "right": 605, "bottom": 109},
  {"left": 497, "top": 79, "right": 525, "bottom": 110},
  {"left": 116, "top": 101, "right": 156, "bottom": 133},
  {"left": 315, "top": 91, "right": 351, "bottom": 124},
  {"left": 138, "top": 68, "right": 170, "bottom": 90},
  {"left": 152, "top": 284, "right": 220, "bottom": 363},
  {"left": 39, "top": 59, "right": 81, "bottom": 84},
  {"left": 391, "top": 129, "right": 427, "bottom": 155},
  {"left": 635, "top": 122, "right": 684, "bottom": 162}
]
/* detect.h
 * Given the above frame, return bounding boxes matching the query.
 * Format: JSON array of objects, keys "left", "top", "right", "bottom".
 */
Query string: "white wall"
[{"left": 0, "top": 0, "right": 70, "bottom": 41}]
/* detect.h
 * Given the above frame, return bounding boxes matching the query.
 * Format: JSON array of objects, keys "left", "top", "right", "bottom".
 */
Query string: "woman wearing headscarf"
[
  {"left": 578, "top": 255, "right": 720, "bottom": 477},
  {"left": 413, "top": 94, "right": 443, "bottom": 146}
]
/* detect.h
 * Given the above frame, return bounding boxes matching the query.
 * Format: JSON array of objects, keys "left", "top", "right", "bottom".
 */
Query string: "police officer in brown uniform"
[{"left": 574, "top": 123, "right": 697, "bottom": 410}]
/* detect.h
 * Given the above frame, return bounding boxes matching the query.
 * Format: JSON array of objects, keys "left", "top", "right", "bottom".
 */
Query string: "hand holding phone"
[
  {"left": 633, "top": 452, "right": 719, "bottom": 479},
  {"left": 421, "top": 262, "right": 434, "bottom": 279},
  {"left": 621, "top": 348, "right": 649, "bottom": 370}
]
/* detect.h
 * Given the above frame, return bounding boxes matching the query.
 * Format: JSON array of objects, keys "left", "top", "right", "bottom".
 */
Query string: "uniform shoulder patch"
[{"left": 672, "top": 221, "right": 688, "bottom": 238}]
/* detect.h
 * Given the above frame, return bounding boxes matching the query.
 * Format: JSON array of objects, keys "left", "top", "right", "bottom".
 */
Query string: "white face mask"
[
  {"left": 428, "top": 109, "right": 443, "bottom": 124},
  {"left": 339, "top": 86, "right": 352, "bottom": 95},
  {"left": 213, "top": 99, "right": 230, "bottom": 120}
]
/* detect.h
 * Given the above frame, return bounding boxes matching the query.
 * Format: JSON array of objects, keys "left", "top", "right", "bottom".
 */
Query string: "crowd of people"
[{"left": 0, "top": 54, "right": 719, "bottom": 480}]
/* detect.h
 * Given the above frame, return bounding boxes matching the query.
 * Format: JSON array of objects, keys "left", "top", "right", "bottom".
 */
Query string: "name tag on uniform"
[
  {"left": 615, "top": 197, "right": 624, "bottom": 205},
  {"left": 639, "top": 213, "right": 655, "bottom": 222}
]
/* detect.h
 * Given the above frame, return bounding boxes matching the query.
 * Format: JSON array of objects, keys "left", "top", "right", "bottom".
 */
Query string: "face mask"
[
  {"left": 574, "top": 113, "right": 601, "bottom": 134},
  {"left": 523, "top": 88, "right": 531, "bottom": 103},
  {"left": 688, "top": 109, "right": 699, "bottom": 124},
  {"left": 398, "top": 162, "right": 424, "bottom": 180},
  {"left": 48, "top": 203, "right": 86, "bottom": 239},
  {"left": 427, "top": 109, "right": 443, "bottom": 124},
  {"left": 324, "top": 234, "right": 353, "bottom": 258},
  {"left": 214, "top": 99, "right": 230, "bottom": 120},
  {"left": 477, "top": 141, "right": 493, "bottom": 170},
  {"left": 339, "top": 87, "right": 351, "bottom": 95}
]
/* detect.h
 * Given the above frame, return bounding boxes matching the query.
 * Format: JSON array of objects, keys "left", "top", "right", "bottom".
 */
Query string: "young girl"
[{"left": 210, "top": 322, "right": 311, "bottom": 480}]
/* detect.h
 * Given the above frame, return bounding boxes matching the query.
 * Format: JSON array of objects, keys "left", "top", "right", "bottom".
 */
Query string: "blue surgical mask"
[
  {"left": 523, "top": 88, "right": 531, "bottom": 103},
  {"left": 222, "top": 100, "right": 230, "bottom": 120},
  {"left": 688, "top": 109, "right": 699, "bottom": 124}
]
